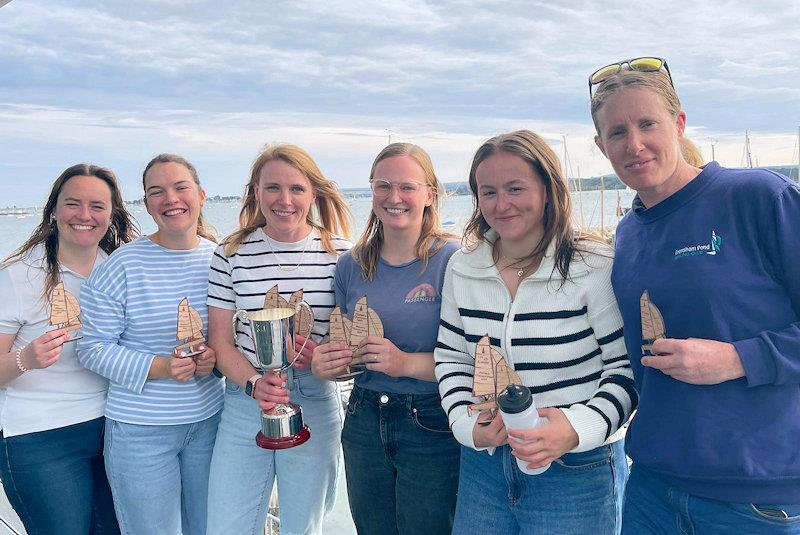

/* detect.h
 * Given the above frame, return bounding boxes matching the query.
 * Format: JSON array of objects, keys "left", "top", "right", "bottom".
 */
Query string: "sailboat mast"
[
  {"left": 745, "top": 131, "right": 754, "bottom": 168},
  {"left": 797, "top": 125, "right": 799, "bottom": 183}
]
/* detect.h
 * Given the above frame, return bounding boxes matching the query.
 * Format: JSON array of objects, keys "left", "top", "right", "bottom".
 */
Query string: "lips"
[
  {"left": 69, "top": 224, "right": 96, "bottom": 231},
  {"left": 163, "top": 208, "right": 187, "bottom": 216},
  {"left": 383, "top": 206, "right": 409, "bottom": 215},
  {"left": 272, "top": 209, "right": 297, "bottom": 217},
  {"left": 625, "top": 158, "right": 654, "bottom": 170}
]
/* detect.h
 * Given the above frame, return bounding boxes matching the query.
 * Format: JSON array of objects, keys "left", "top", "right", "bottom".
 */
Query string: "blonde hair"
[
  {"left": 590, "top": 70, "right": 703, "bottom": 166},
  {"left": 224, "top": 144, "right": 352, "bottom": 255},
  {"left": 353, "top": 143, "right": 456, "bottom": 281},
  {"left": 142, "top": 154, "right": 217, "bottom": 243},
  {"left": 464, "top": 130, "right": 605, "bottom": 283}
]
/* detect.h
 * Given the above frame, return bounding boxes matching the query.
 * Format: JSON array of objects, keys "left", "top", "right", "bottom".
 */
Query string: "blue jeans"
[
  {"left": 453, "top": 439, "right": 627, "bottom": 535},
  {"left": 623, "top": 464, "right": 800, "bottom": 534},
  {"left": 207, "top": 369, "right": 342, "bottom": 535},
  {"left": 0, "top": 417, "right": 119, "bottom": 535},
  {"left": 103, "top": 412, "right": 220, "bottom": 535},
  {"left": 342, "top": 386, "right": 460, "bottom": 535}
]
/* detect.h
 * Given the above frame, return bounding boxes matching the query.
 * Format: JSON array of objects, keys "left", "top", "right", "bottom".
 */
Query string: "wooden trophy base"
[
  {"left": 173, "top": 343, "right": 205, "bottom": 358},
  {"left": 335, "top": 366, "right": 365, "bottom": 382},
  {"left": 256, "top": 427, "right": 311, "bottom": 450}
]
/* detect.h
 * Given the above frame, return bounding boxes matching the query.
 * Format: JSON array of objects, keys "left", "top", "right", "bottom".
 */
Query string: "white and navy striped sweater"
[{"left": 435, "top": 235, "right": 637, "bottom": 452}]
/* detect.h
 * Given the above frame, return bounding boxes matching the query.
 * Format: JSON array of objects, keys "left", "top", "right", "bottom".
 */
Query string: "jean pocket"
[
  {"left": 225, "top": 379, "right": 241, "bottom": 394},
  {"left": 294, "top": 371, "right": 337, "bottom": 400},
  {"left": 734, "top": 503, "right": 800, "bottom": 524},
  {"left": 555, "top": 445, "right": 611, "bottom": 470},
  {"left": 411, "top": 405, "right": 452, "bottom": 434}
]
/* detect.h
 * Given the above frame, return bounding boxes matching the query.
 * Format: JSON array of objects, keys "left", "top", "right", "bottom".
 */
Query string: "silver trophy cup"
[{"left": 233, "top": 304, "right": 315, "bottom": 449}]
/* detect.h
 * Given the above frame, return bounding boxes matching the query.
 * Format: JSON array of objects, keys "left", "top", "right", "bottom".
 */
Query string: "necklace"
[{"left": 265, "top": 229, "right": 312, "bottom": 272}]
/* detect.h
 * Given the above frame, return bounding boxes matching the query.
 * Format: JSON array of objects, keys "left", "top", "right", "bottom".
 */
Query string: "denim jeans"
[
  {"left": 103, "top": 412, "right": 220, "bottom": 535},
  {"left": 0, "top": 417, "right": 119, "bottom": 535},
  {"left": 206, "top": 369, "right": 342, "bottom": 535},
  {"left": 342, "top": 386, "right": 460, "bottom": 535},
  {"left": 453, "top": 439, "right": 627, "bottom": 535},
  {"left": 623, "top": 464, "right": 800, "bottom": 534}
]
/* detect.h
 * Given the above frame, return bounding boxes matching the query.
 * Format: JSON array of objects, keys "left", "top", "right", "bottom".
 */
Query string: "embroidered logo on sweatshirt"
[
  {"left": 404, "top": 283, "right": 438, "bottom": 303},
  {"left": 674, "top": 230, "right": 722, "bottom": 259}
]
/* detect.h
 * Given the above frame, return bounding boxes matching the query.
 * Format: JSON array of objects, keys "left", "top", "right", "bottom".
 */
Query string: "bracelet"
[{"left": 15, "top": 345, "right": 29, "bottom": 374}]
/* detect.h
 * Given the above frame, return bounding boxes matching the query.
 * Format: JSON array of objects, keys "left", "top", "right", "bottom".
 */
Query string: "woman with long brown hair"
[
  {"left": 0, "top": 163, "right": 136, "bottom": 534},
  {"left": 312, "top": 143, "right": 461, "bottom": 534},
  {"left": 205, "top": 144, "right": 352, "bottom": 535},
  {"left": 435, "top": 130, "right": 635, "bottom": 535}
]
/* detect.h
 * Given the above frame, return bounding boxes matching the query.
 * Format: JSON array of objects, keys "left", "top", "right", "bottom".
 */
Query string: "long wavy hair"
[
  {"left": 590, "top": 69, "right": 703, "bottom": 166},
  {"left": 223, "top": 144, "right": 352, "bottom": 256},
  {"left": 1, "top": 163, "right": 139, "bottom": 300},
  {"left": 353, "top": 143, "right": 456, "bottom": 281},
  {"left": 142, "top": 154, "right": 217, "bottom": 243},
  {"left": 463, "top": 130, "right": 604, "bottom": 284}
]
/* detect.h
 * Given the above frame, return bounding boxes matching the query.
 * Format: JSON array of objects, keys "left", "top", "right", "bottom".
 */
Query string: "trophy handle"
[
  {"left": 284, "top": 301, "right": 316, "bottom": 370},
  {"left": 232, "top": 309, "right": 249, "bottom": 353}
]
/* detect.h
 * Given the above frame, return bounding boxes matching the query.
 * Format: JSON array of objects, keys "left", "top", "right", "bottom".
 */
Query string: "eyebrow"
[{"left": 145, "top": 179, "right": 191, "bottom": 193}]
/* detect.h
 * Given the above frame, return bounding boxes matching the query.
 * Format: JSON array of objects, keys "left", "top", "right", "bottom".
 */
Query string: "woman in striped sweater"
[
  {"left": 78, "top": 154, "right": 224, "bottom": 535},
  {"left": 435, "top": 130, "right": 636, "bottom": 535},
  {"left": 205, "top": 144, "right": 352, "bottom": 535}
]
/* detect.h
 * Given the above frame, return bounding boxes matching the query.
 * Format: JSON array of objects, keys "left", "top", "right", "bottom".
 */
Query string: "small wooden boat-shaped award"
[
  {"left": 50, "top": 282, "right": 82, "bottom": 342},
  {"left": 331, "top": 295, "right": 384, "bottom": 381},
  {"left": 468, "top": 335, "right": 522, "bottom": 424},
  {"left": 640, "top": 289, "right": 666, "bottom": 355},
  {"left": 173, "top": 298, "right": 206, "bottom": 357},
  {"left": 264, "top": 285, "right": 313, "bottom": 339}
]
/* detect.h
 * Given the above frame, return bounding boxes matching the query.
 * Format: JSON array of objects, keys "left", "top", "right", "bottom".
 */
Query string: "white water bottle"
[{"left": 497, "top": 384, "right": 550, "bottom": 475}]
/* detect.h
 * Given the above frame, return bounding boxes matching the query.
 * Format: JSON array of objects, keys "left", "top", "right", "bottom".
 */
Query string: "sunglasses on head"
[{"left": 588, "top": 57, "right": 673, "bottom": 98}]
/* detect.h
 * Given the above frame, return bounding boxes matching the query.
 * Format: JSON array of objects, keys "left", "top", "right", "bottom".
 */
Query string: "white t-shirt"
[{"left": 0, "top": 244, "right": 108, "bottom": 437}]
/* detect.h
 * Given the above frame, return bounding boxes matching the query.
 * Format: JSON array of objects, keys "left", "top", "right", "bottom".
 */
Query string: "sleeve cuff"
[
  {"left": 734, "top": 337, "right": 775, "bottom": 387},
  {"left": 451, "top": 411, "right": 494, "bottom": 452},
  {"left": 562, "top": 405, "right": 609, "bottom": 453}
]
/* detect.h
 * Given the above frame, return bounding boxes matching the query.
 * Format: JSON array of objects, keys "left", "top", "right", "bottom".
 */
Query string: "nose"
[
  {"left": 279, "top": 188, "right": 292, "bottom": 205},
  {"left": 496, "top": 191, "right": 511, "bottom": 211},
  {"left": 164, "top": 189, "right": 179, "bottom": 204},
  {"left": 626, "top": 131, "right": 644, "bottom": 155},
  {"left": 386, "top": 184, "right": 401, "bottom": 203},
  {"left": 78, "top": 205, "right": 92, "bottom": 220}
]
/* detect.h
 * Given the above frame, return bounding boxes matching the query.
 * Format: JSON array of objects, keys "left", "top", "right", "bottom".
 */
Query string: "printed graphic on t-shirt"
[{"left": 404, "top": 283, "right": 438, "bottom": 303}]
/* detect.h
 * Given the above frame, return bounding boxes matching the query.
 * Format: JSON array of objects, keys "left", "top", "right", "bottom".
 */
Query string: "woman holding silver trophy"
[
  {"left": 312, "top": 143, "right": 461, "bottom": 534},
  {"left": 205, "top": 144, "right": 353, "bottom": 535}
]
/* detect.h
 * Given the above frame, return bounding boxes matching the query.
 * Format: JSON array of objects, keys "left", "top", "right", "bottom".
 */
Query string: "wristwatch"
[{"left": 245, "top": 374, "right": 262, "bottom": 399}]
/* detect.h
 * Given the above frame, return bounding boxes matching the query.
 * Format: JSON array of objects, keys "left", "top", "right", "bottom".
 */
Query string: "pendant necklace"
[{"left": 266, "top": 229, "right": 312, "bottom": 272}]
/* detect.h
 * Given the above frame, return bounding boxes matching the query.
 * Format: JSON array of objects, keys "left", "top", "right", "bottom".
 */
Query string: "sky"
[{"left": 1, "top": 0, "right": 799, "bottom": 206}]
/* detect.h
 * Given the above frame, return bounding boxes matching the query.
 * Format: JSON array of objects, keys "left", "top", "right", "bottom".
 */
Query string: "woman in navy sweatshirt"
[{"left": 590, "top": 56, "right": 800, "bottom": 533}]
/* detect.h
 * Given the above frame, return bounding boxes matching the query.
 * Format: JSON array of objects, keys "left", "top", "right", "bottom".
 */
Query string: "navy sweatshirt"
[{"left": 612, "top": 161, "right": 800, "bottom": 504}]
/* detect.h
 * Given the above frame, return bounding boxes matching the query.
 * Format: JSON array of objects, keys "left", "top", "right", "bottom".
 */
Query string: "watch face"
[{"left": 245, "top": 381, "right": 254, "bottom": 397}]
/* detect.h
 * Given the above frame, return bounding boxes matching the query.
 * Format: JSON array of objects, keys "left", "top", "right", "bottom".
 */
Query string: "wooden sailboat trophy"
[
  {"left": 330, "top": 294, "right": 384, "bottom": 381},
  {"left": 640, "top": 289, "right": 666, "bottom": 355},
  {"left": 264, "top": 285, "right": 313, "bottom": 339},
  {"left": 49, "top": 282, "right": 83, "bottom": 342},
  {"left": 173, "top": 298, "right": 206, "bottom": 357},
  {"left": 468, "top": 335, "right": 522, "bottom": 424}
]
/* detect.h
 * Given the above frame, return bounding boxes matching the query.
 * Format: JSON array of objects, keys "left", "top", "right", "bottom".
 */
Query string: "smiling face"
[
  {"left": 257, "top": 159, "right": 316, "bottom": 242},
  {"left": 144, "top": 161, "right": 206, "bottom": 241},
  {"left": 371, "top": 154, "right": 432, "bottom": 236},
  {"left": 474, "top": 151, "right": 548, "bottom": 252},
  {"left": 594, "top": 86, "right": 689, "bottom": 206},
  {"left": 54, "top": 175, "right": 113, "bottom": 253}
]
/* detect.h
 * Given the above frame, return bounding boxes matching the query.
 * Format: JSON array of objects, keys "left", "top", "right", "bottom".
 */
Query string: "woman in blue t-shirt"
[{"left": 312, "top": 143, "right": 460, "bottom": 534}]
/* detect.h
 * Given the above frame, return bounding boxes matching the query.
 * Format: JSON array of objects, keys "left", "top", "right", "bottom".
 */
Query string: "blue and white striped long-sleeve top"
[{"left": 78, "top": 236, "right": 224, "bottom": 425}]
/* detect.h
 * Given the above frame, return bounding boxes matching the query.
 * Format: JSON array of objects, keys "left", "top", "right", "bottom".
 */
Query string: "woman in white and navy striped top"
[
  {"left": 205, "top": 144, "right": 352, "bottom": 535},
  {"left": 435, "top": 131, "right": 636, "bottom": 535},
  {"left": 79, "top": 154, "right": 224, "bottom": 535}
]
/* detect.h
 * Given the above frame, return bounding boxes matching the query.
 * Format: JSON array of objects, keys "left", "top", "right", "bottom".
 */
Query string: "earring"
[{"left": 49, "top": 214, "right": 56, "bottom": 224}]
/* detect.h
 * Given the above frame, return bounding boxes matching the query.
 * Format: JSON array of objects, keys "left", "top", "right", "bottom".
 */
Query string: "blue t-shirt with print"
[{"left": 334, "top": 241, "right": 460, "bottom": 395}]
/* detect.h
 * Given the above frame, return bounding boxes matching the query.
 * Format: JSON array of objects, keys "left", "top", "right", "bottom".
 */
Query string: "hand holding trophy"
[{"left": 233, "top": 286, "right": 316, "bottom": 450}]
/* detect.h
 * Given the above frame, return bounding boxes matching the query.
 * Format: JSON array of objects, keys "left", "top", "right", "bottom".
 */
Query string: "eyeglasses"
[
  {"left": 370, "top": 179, "right": 429, "bottom": 198},
  {"left": 588, "top": 57, "right": 673, "bottom": 98}
]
